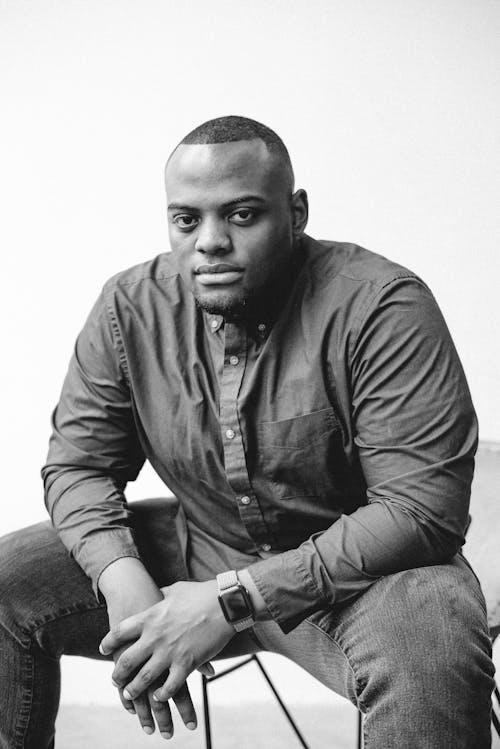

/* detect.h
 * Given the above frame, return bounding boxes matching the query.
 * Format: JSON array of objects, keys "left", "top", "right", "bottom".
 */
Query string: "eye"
[
  {"left": 172, "top": 214, "right": 199, "bottom": 231},
  {"left": 229, "top": 208, "right": 257, "bottom": 225}
]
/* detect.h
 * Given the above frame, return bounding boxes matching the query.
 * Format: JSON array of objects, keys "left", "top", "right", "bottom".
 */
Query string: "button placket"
[{"left": 219, "top": 323, "right": 272, "bottom": 544}]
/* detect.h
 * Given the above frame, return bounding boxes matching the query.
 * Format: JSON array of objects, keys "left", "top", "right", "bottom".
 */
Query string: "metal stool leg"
[
  {"left": 492, "top": 682, "right": 500, "bottom": 737},
  {"left": 202, "top": 674, "right": 212, "bottom": 749},
  {"left": 252, "top": 655, "right": 310, "bottom": 748},
  {"left": 201, "top": 655, "right": 310, "bottom": 748},
  {"left": 356, "top": 710, "right": 363, "bottom": 749}
]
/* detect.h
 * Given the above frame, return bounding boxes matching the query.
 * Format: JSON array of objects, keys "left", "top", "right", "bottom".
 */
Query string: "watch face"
[{"left": 219, "top": 586, "right": 253, "bottom": 623}]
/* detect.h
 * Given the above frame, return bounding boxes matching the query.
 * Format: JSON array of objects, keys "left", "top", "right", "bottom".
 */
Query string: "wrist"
[
  {"left": 98, "top": 557, "right": 162, "bottom": 623},
  {"left": 237, "top": 568, "right": 270, "bottom": 621},
  {"left": 216, "top": 570, "right": 255, "bottom": 631}
]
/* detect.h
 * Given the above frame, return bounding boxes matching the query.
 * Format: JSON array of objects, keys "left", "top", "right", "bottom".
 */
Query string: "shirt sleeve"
[
  {"left": 247, "top": 276, "right": 478, "bottom": 633},
  {"left": 41, "top": 288, "right": 145, "bottom": 597}
]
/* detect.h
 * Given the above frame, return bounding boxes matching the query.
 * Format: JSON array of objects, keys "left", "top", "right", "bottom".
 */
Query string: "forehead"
[{"left": 165, "top": 140, "right": 284, "bottom": 205}]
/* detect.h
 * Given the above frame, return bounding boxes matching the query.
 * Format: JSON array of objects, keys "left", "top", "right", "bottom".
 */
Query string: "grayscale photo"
[{"left": 0, "top": 2, "right": 499, "bottom": 747}]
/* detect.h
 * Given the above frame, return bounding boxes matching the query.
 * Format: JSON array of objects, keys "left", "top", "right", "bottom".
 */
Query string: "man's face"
[{"left": 165, "top": 139, "right": 307, "bottom": 317}]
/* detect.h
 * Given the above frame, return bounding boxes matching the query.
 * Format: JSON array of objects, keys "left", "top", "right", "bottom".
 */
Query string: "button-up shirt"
[{"left": 42, "top": 235, "right": 477, "bottom": 633}]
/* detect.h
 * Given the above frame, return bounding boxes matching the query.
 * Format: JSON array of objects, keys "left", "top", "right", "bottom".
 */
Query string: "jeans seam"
[
  {"left": 306, "top": 617, "right": 370, "bottom": 748},
  {"left": 13, "top": 649, "right": 34, "bottom": 749},
  {"left": 26, "top": 601, "right": 106, "bottom": 641},
  {"left": 305, "top": 616, "right": 368, "bottom": 713}
]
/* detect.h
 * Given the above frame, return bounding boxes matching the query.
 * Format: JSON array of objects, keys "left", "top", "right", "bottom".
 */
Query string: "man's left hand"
[{"left": 99, "top": 579, "right": 235, "bottom": 703}]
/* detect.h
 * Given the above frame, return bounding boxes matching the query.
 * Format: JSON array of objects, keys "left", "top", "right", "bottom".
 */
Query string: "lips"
[
  {"left": 194, "top": 263, "right": 244, "bottom": 286},
  {"left": 194, "top": 263, "right": 243, "bottom": 274}
]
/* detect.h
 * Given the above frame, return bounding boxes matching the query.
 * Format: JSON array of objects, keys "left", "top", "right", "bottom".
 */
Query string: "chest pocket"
[{"left": 256, "top": 407, "right": 343, "bottom": 501}]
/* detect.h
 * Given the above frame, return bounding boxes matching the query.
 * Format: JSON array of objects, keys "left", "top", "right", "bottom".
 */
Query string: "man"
[{"left": 0, "top": 116, "right": 495, "bottom": 748}]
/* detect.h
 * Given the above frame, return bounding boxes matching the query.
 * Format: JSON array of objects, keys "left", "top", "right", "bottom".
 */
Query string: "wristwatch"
[{"left": 216, "top": 570, "right": 255, "bottom": 631}]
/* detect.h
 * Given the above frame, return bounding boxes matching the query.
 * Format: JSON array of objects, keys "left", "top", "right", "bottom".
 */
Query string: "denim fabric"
[{"left": 0, "top": 514, "right": 494, "bottom": 748}]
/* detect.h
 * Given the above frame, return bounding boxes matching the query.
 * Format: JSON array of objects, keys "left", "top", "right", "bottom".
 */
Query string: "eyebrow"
[{"left": 167, "top": 195, "right": 267, "bottom": 211}]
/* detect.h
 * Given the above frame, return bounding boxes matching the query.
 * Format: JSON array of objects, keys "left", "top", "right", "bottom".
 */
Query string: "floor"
[
  {"left": 56, "top": 700, "right": 500, "bottom": 748},
  {"left": 56, "top": 702, "right": 358, "bottom": 748}
]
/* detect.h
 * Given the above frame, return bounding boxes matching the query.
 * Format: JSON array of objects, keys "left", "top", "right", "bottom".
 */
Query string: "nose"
[{"left": 194, "top": 217, "right": 232, "bottom": 255}]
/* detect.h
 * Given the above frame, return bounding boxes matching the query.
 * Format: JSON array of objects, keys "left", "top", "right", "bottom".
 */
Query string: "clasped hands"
[{"left": 99, "top": 579, "right": 234, "bottom": 739}]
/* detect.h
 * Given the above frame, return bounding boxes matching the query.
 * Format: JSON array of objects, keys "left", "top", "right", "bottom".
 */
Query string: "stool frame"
[{"left": 201, "top": 654, "right": 363, "bottom": 749}]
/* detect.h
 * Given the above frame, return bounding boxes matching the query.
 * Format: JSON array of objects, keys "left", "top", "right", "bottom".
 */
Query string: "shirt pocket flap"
[{"left": 257, "top": 407, "right": 339, "bottom": 450}]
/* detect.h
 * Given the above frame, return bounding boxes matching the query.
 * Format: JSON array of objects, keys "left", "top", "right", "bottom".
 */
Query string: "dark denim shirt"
[{"left": 42, "top": 236, "right": 477, "bottom": 633}]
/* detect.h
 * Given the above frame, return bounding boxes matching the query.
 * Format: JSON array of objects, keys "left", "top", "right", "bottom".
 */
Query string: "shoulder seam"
[
  {"left": 101, "top": 285, "right": 131, "bottom": 386},
  {"left": 348, "top": 272, "right": 428, "bottom": 363}
]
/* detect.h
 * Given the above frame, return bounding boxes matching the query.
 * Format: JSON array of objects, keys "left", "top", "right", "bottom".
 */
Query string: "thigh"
[
  {"left": 0, "top": 513, "right": 261, "bottom": 662},
  {"left": 0, "top": 521, "right": 109, "bottom": 656},
  {"left": 253, "top": 555, "right": 494, "bottom": 708}
]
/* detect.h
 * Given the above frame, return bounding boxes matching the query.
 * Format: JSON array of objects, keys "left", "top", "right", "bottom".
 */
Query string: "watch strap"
[{"left": 217, "top": 569, "right": 239, "bottom": 592}]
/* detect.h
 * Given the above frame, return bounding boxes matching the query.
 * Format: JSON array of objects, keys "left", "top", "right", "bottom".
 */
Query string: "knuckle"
[
  {"left": 139, "top": 670, "right": 152, "bottom": 685},
  {"left": 152, "top": 700, "right": 170, "bottom": 717}
]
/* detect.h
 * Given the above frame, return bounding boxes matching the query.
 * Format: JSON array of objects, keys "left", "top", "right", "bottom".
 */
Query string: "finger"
[
  {"left": 122, "top": 655, "right": 167, "bottom": 702},
  {"left": 172, "top": 681, "right": 197, "bottom": 731},
  {"left": 99, "top": 616, "right": 143, "bottom": 655},
  {"left": 153, "top": 665, "right": 189, "bottom": 704},
  {"left": 197, "top": 661, "right": 215, "bottom": 677},
  {"left": 133, "top": 694, "right": 155, "bottom": 736},
  {"left": 149, "top": 688, "right": 174, "bottom": 740},
  {"left": 118, "top": 687, "right": 136, "bottom": 714},
  {"left": 112, "top": 641, "right": 153, "bottom": 689}
]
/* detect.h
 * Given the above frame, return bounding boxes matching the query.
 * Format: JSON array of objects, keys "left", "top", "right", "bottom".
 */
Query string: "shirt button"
[
  {"left": 258, "top": 323, "right": 266, "bottom": 332},
  {"left": 261, "top": 543, "right": 272, "bottom": 552},
  {"left": 210, "top": 319, "right": 219, "bottom": 329},
  {"left": 225, "top": 429, "right": 235, "bottom": 440},
  {"left": 240, "top": 495, "right": 251, "bottom": 505},
  {"left": 229, "top": 355, "right": 239, "bottom": 366}
]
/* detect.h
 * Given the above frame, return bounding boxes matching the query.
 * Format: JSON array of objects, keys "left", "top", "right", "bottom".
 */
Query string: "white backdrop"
[{"left": 1, "top": 0, "right": 499, "bottom": 707}]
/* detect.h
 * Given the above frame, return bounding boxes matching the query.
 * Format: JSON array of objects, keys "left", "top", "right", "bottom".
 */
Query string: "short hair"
[{"left": 175, "top": 115, "right": 294, "bottom": 190}]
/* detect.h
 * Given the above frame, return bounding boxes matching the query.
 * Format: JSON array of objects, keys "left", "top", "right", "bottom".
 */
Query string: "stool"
[{"left": 201, "top": 654, "right": 363, "bottom": 749}]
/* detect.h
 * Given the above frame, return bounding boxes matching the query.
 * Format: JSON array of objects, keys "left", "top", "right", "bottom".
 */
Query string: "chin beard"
[{"left": 194, "top": 290, "right": 250, "bottom": 318}]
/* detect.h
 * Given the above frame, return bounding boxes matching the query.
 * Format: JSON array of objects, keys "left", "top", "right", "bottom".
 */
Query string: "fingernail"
[
  {"left": 123, "top": 689, "right": 132, "bottom": 700},
  {"left": 186, "top": 721, "right": 196, "bottom": 731},
  {"left": 161, "top": 731, "right": 172, "bottom": 739},
  {"left": 143, "top": 725, "right": 154, "bottom": 735},
  {"left": 111, "top": 679, "right": 119, "bottom": 688},
  {"left": 152, "top": 693, "right": 160, "bottom": 702},
  {"left": 126, "top": 708, "right": 135, "bottom": 714}
]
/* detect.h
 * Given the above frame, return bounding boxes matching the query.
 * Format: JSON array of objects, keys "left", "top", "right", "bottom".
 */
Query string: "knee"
[
  {"left": 0, "top": 523, "right": 55, "bottom": 644},
  {"left": 358, "top": 564, "right": 492, "bottom": 692}
]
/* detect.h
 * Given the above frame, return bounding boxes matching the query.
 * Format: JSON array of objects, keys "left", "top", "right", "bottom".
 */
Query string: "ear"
[{"left": 290, "top": 189, "right": 309, "bottom": 236}]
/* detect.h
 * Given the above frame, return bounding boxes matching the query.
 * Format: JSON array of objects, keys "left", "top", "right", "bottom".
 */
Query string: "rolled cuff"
[
  {"left": 246, "top": 547, "right": 325, "bottom": 634},
  {"left": 71, "top": 528, "right": 142, "bottom": 600}
]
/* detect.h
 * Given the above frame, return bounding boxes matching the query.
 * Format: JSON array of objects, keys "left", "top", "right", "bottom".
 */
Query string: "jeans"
[{"left": 0, "top": 506, "right": 495, "bottom": 748}]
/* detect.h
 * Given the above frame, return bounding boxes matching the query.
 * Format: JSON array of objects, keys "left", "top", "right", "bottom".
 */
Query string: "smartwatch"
[{"left": 217, "top": 570, "right": 255, "bottom": 631}]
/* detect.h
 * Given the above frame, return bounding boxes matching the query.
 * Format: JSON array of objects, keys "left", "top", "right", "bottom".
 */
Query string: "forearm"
[
  {"left": 98, "top": 556, "right": 163, "bottom": 625},
  {"left": 41, "top": 289, "right": 145, "bottom": 592},
  {"left": 246, "top": 494, "right": 466, "bottom": 634},
  {"left": 44, "top": 467, "right": 140, "bottom": 583}
]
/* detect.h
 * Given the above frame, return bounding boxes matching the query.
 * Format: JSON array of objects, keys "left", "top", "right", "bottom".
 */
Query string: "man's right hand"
[{"left": 98, "top": 556, "right": 202, "bottom": 739}]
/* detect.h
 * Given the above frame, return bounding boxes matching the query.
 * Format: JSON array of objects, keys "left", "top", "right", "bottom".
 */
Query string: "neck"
[{"left": 226, "top": 239, "right": 305, "bottom": 326}]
